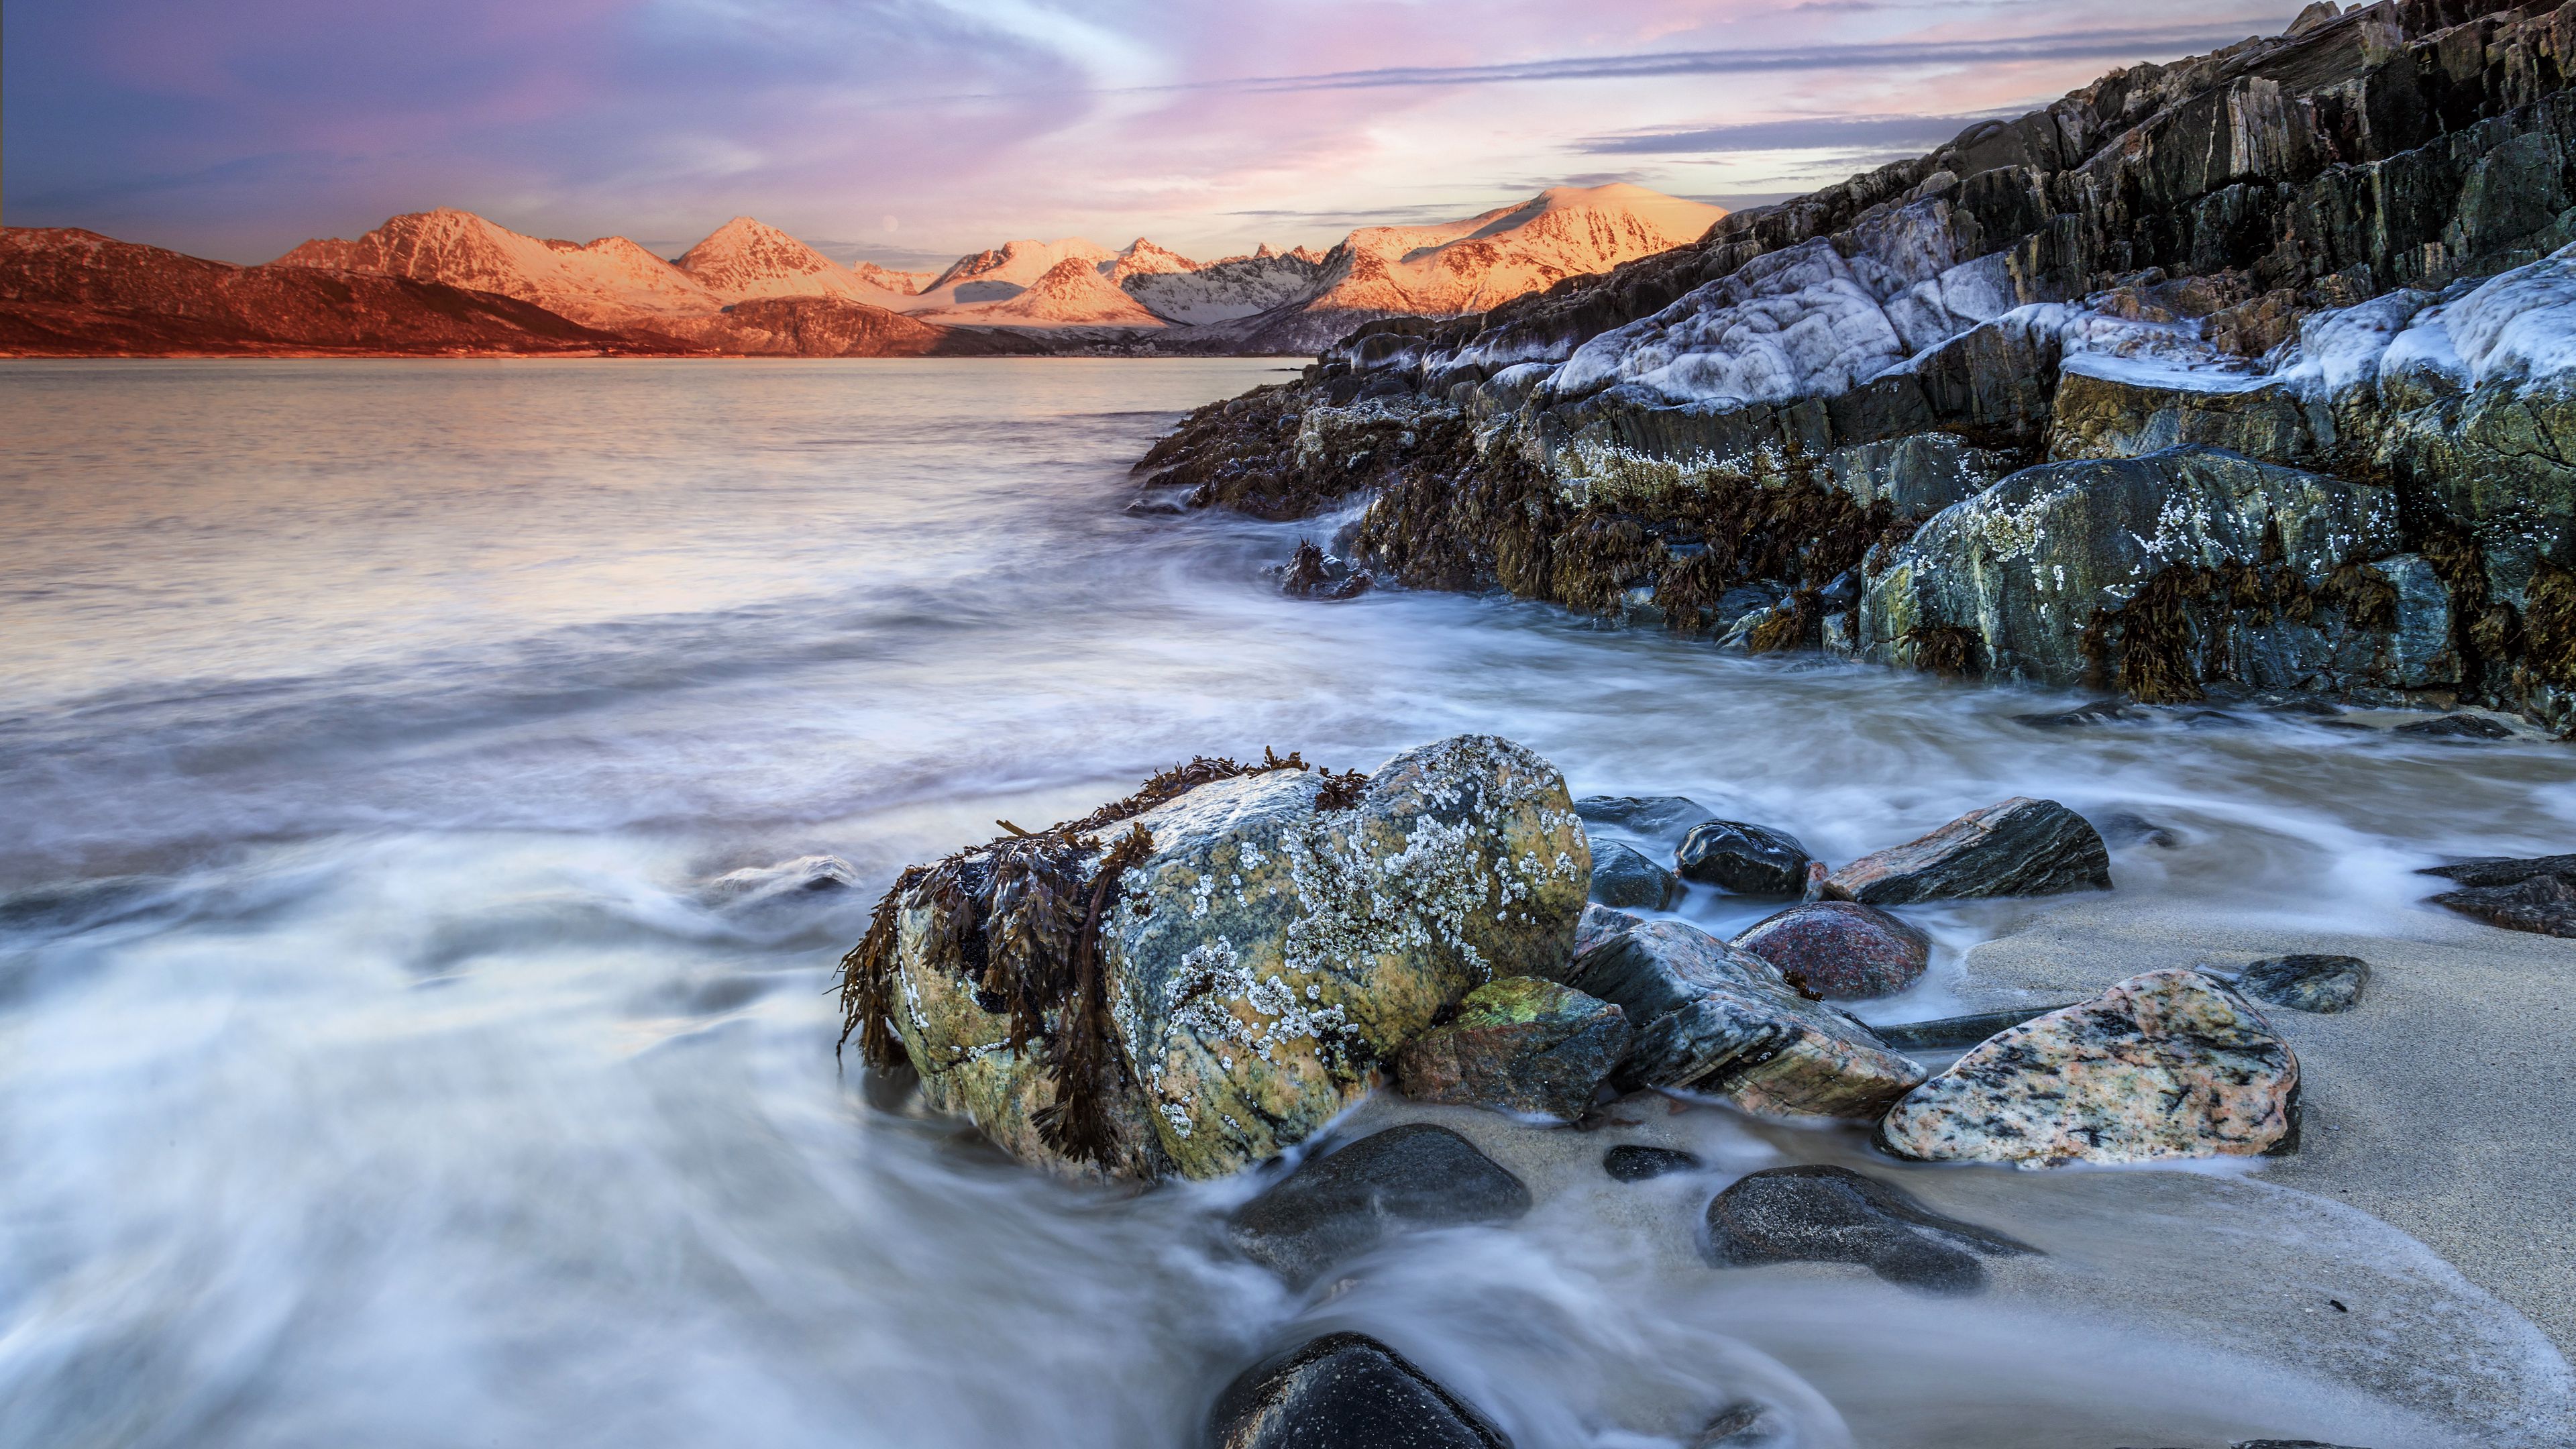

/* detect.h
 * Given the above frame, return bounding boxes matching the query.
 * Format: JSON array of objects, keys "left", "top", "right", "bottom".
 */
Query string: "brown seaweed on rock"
[{"left": 834, "top": 747, "right": 1366, "bottom": 1168}]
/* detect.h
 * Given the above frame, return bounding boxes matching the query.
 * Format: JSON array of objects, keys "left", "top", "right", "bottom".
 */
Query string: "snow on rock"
[
  {"left": 908, "top": 238, "right": 1119, "bottom": 312},
  {"left": 1547, "top": 238, "right": 1910, "bottom": 407},
  {"left": 1104, "top": 237, "right": 1199, "bottom": 285},
  {"left": 1126, "top": 251, "right": 1327, "bottom": 326},
  {"left": 920, "top": 254, "right": 1166, "bottom": 329},
  {"left": 675, "top": 216, "right": 916, "bottom": 310},
  {"left": 274, "top": 208, "right": 720, "bottom": 331}
]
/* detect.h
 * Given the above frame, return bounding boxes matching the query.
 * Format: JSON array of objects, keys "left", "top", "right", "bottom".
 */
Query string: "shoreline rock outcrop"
[{"left": 1136, "top": 0, "right": 2576, "bottom": 733}]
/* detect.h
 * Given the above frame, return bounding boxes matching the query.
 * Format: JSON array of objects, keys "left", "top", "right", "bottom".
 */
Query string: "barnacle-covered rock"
[
  {"left": 851, "top": 735, "right": 1591, "bottom": 1181},
  {"left": 1110, "top": 735, "right": 1589, "bottom": 1178}
]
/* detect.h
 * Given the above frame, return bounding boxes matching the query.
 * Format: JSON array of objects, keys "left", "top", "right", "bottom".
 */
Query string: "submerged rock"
[
  {"left": 845, "top": 735, "right": 1590, "bottom": 1181},
  {"left": 1602, "top": 1144, "right": 1703, "bottom": 1181},
  {"left": 2392, "top": 712, "right": 2514, "bottom": 739},
  {"left": 2235, "top": 954, "right": 2370, "bottom": 1013},
  {"left": 701, "top": 853, "right": 858, "bottom": 910},
  {"left": 1674, "top": 820, "right": 1813, "bottom": 896},
  {"left": 1277, "top": 538, "right": 1373, "bottom": 600},
  {"left": 1880, "top": 969, "right": 2299, "bottom": 1167},
  {"left": 1573, "top": 794, "right": 1714, "bottom": 843},
  {"left": 1226, "top": 1124, "right": 1533, "bottom": 1285},
  {"left": 1730, "top": 900, "right": 1931, "bottom": 1001},
  {"left": 1589, "top": 838, "right": 1683, "bottom": 909},
  {"left": 1823, "top": 798, "right": 2110, "bottom": 905},
  {"left": 1693, "top": 1401, "right": 1793, "bottom": 1448},
  {"left": 1394, "top": 977, "right": 1631, "bottom": 1121},
  {"left": 1702, "top": 1164, "right": 2037, "bottom": 1293},
  {"left": 1207, "top": 1331, "right": 1510, "bottom": 1449},
  {"left": 1872, "top": 1006, "right": 2065, "bottom": 1052},
  {"left": 1566, "top": 920, "right": 1926, "bottom": 1118}
]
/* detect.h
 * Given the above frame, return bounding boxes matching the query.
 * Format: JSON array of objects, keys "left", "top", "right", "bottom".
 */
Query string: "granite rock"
[
  {"left": 2235, "top": 954, "right": 2370, "bottom": 1013},
  {"left": 1730, "top": 900, "right": 1933, "bottom": 1000},
  {"left": 1880, "top": 969, "right": 2299, "bottom": 1167}
]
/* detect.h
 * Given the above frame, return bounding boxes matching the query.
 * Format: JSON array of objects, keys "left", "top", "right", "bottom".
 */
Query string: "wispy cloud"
[
  {"left": 1576, "top": 111, "right": 2010, "bottom": 155},
  {"left": 1110, "top": 23, "right": 2259, "bottom": 96}
]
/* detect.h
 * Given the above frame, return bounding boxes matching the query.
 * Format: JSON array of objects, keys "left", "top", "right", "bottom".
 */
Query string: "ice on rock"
[
  {"left": 2440, "top": 248, "right": 2576, "bottom": 386},
  {"left": 2274, "top": 288, "right": 2436, "bottom": 398},
  {"left": 1546, "top": 239, "right": 1917, "bottom": 408}
]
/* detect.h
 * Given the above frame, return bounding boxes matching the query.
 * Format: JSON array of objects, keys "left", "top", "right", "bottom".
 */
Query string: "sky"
[{"left": 4, "top": 0, "right": 2310, "bottom": 269}]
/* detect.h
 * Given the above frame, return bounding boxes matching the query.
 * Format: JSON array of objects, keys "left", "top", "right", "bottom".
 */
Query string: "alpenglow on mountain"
[{"left": 1, "top": 182, "right": 1726, "bottom": 356}]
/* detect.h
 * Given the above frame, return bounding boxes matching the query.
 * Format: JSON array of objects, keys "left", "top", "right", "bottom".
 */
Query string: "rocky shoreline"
[
  {"left": 1133, "top": 0, "right": 2576, "bottom": 734},
  {"left": 835, "top": 731, "right": 2575, "bottom": 1445}
]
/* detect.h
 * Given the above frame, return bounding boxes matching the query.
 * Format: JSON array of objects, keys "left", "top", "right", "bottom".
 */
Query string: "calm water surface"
[{"left": 3, "top": 358, "right": 2571, "bottom": 1448}]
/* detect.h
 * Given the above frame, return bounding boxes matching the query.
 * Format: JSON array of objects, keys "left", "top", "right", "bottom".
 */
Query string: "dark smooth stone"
[
  {"left": 2428, "top": 872, "right": 2576, "bottom": 937},
  {"left": 1872, "top": 1005, "right": 2068, "bottom": 1051},
  {"left": 1674, "top": 820, "right": 1813, "bottom": 896},
  {"left": 1702, "top": 1164, "right": 2037, "bottom": 1294},
  {"left": 2091, "top": 810, "right": 2182, "bottom": 849},
  {"left": 1207, "top": 1332, "right": 1510, "bottom": 1449},
  {"left": 2237, "top": 954, "right": 2370, "bottom": 1012},
  {"left": 1730, "top": 900, "right": 1931, "bottom": 1000},
  {"left": 2393, "top": 712, "right": 2513, "bottom": 739},
  {"left": 1589, "top": 838, "right": 1684, "bottom": 910},
  {"left": 1574, "top": 794, "right": 1714, "bottom": 843},
  {"left": 1557, "top": 919, "right": 1782, "bottom": 1024},
  {"left": 1603, "top": 1144, "right": 1704, "bottom": 1181},
  {"left": 1823, "top": 798, "right": 2110, "bottom": 904},
  {"left": 1226, "top": 1124, "right": 1532, "bottom": 1285},
  {"left": 2418, "top": 853, "right": 2576, "bottom": 888}
]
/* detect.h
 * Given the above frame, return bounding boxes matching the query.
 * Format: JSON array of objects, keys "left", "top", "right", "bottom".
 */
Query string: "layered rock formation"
[{"left": 1138, "top": 0, "right": 2576, "bottom": 729}]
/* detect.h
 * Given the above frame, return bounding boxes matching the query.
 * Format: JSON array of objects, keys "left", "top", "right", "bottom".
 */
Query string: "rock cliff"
[{"left": 1137, "top": 0, "right": 2576, "bottom": 730}]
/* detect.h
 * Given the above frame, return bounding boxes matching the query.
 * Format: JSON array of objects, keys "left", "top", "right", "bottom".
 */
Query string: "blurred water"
[{"left": 1, "top": 358, "right": 2569, "bottom": 1448}]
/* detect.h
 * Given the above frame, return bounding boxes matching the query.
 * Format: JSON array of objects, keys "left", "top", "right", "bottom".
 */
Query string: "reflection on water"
[{"left": 1, "top": 359, "right": 2569, "bottom": 1447}]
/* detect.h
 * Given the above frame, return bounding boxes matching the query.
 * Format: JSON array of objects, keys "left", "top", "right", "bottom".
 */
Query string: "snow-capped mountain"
[
  {"left": 1104, "top": 238, "right": 1200, "bottom": 285},
  {"left": 1124, "top": 250, "right": 1327, "bottom": 327},
  {"left": 909, "top": 239, "right": 1120, "bottom": 312},
  {"left": 920, "top": 254, "right": 1167, "bottom": 329},
  {"left": 1216, "top": 183, "right": 1725, "bottom": 352},
  {"left": 675, "top": 217, "right": 915, "bottom": 309},
  {"left": 275, "top": 209, "right": 718, "bottom": 331}
]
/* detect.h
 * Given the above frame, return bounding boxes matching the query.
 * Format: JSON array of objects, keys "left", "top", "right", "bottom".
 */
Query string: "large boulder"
[
  {"left": 857, "top": 736, "right": 1591, "bottom": 1181},
  {"left": 1560, "top": 920, "right": 1926, "bottom": 1118},
  {"left": 1701, "top": 1164, "right": 2037, "bottom": 1293},
  {"left": 1394, "top": 977, "right": 1631, "bottom": 1120},
  {"left": 1879, "top": 969, "right": 2300, "bottom": 1167},
  {"left": 1207, "top": 1332, "right": 1511, "bottom": 1449},
  {"left": 1856, "top": 445, "right": 2406, "bottom": 698},
  {"left": 1730, "top": 900, "right": 1931, "bottom": 1000},
  {"left": 1226, "top": 1124, "right": 1533, "bottom": 1285},
  {"left": 1823, "top": 797, "right": 2110, "bottom": 904}
]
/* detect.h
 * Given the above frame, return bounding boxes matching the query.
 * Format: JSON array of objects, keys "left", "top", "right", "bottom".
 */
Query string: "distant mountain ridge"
[{"left": 5, "top": 184, "right": 1728, "bottom": 356}]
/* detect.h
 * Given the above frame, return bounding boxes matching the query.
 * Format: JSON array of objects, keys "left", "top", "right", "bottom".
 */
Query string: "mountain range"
[{"left": 0, "top": 184, "right": 1724, "bottom": 358}]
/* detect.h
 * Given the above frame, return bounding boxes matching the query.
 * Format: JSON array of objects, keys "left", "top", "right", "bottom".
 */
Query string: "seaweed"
[
  {"left": 1902, "top": 625, "right": 1984, "bottom": 677},
  {"left": 2076, "top": 546, "right": 2414, "bottom": 704},
  {"left": 2524, "top": 558, "right": 2576, "bottom": 687},
  {"left": 833, "top": 745, "right": 1371, "bottom": 1169}
]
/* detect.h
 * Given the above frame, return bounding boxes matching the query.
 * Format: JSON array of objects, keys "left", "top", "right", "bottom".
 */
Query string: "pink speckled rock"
[
  {"left": 1877, "top": 969, "right": 2298, "bottom": 1167},
  {"left": 1731, "top": 900, "right": 1930, "bottom": 1000}
]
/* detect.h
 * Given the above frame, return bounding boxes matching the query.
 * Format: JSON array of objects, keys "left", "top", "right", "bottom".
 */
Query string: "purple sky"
[{"left": 5, "top": 0, "right": 2302, "bottom": 267}]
